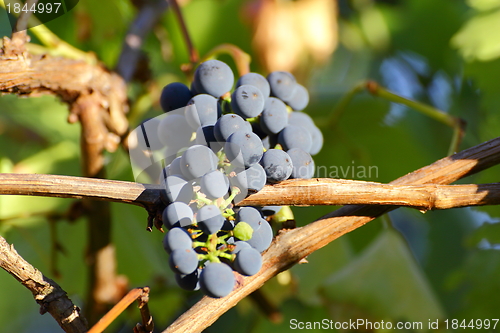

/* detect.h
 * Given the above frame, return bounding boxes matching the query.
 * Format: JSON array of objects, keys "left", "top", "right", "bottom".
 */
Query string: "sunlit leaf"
[{"left": 452, "top": 9, "right": 500, "bottom": 62}]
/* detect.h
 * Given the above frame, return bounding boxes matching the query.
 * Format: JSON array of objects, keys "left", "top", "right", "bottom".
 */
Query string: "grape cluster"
[{"left": 153, "top": 59, "right": 323, "bottom": 298}]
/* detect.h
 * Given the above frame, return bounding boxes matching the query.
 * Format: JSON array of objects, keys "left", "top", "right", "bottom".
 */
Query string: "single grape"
[
  {"left": 247, "top": 219, "right": 273, "bottom": 253},
  {"left": 180, "top": 145, "right": 219, "bottom": 180},
  {"left": 288, "top": 112, "right": 323, "bottom": 155},
  {"left": 236, "top": 207, "right": 263, "bottom": 231},
  {"left": 160, "top": 175, "right": 194, "bottom": 204},
  {"left": 288, "top": 111, "right": 315, "bottom": 128},
  {"left": 163, "top": 202, "right": 194, "bottom": 229},
  {"left": 197, "top": 205, "right": 225, "bottom": 234},
  {"left": 260, "top": 149, "right": 293, "bottom": 182},
  {"left": 260, "top": 97, "right": 288, "bottom": 135},
  {"left": 283, "top": 83, "right": 309, "bottom": 111},
  {"left": 175, "top": 269, "right": 201, "bottom": 291},
  {"left": 287, "top": 147, "right": 315, "bottom": 179},
  {"left": 200, "top": 262, "right": 235, "bottom": 298},
  {"left": 244, "top": 163, "right": 267, "bottom": 192},
  {"left": 200, "top": 170, "right": 229, "bottom": 199},
  {"left": 225, "top": 131, "right": 264, "bottom": 168},
  {"left": 185, "top": 94, "right": 221, "bottom": 129},
  {"left": 234, "top": 247, "right": 262, "bottom": 276},
  {"left": 214, "top": 114, "right": 251, "bottom": 142},
  {"left": 236, "top": 72, "right": 271, "bottom": 98},
  {"left": 231, "top": 84, "right": 265, "bottom": 118},
  {"left": 278, "top": 125, "right": 312, "bottom": 152},
  {"left": 162, "top": 227, "right": 193, "bottom": 253},
  {"left": 267, "top": 71, "right": 297, "bottom": 101},
  {"left": 230, "top": 240, "right": 251, "bottom": 254},
  {"left": 169, "top": 248, "right": 199, "bottom": 275},
  {"left": 160, "top": 82, "right": 193, "bottom": 112},
  {"left": 194, "top": 60, "right": 234, "bottom": 98},
  {"left": 157, "top": 114, "right": 193, "bottom": 151}
]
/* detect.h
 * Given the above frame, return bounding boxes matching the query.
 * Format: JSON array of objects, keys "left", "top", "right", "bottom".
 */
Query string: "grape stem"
[
  {"left": 169, "top": 0, "right": 199, "bottom": 65},
  {"left": 326, "top": 80, "right": 466, "bottom": 155}
]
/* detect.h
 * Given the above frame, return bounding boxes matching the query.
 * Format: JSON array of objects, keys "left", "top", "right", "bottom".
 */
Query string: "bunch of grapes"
[{"left": 151, "top": 59, "right": 323, "bottom": 298}]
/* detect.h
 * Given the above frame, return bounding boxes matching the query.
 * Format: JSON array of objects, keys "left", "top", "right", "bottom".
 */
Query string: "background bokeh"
[{"left": 1, "top": 0, "right": 500, "bottom": 332}]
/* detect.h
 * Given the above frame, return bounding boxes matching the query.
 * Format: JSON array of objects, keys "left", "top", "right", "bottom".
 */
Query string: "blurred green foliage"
[{"left": 1, "top": 0, "right": 500, "bottom": 332}]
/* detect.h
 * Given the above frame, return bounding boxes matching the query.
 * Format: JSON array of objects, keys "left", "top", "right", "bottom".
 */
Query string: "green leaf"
[
  {"left": 466, "top": 0, "right": 500, "bottom": 11},
  {"left": 291, "top": 237, "right": 353, "bottom": 305},
  {"left": 454, "top": 249, "right": 500, "bottom": 319},
  {"left": 322, "top": 229, "right": 444, "bottom": 324},
  {"left": 451, "top": 9, "right": 500, "bottom": 62}
]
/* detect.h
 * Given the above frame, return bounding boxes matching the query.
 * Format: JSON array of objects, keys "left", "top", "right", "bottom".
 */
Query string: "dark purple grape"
[
  {"left": 200, "top": 262, "right": 235, "bottom": 298},
  {"left": 231, "top": 84, "right": 265, "bottom": 118},
  {"left": 260, "top": 149, "right": 293, "bottom": 182},
  {"left": 229, "top": 164, "right": 267, "bottom": 203},
  {"left": 287, "top": 147, "right": 315, "bottom": 179},
  {"left": 260, "top": 97, "right": 288, "bottom": 135},
  {"left": 234, "top": 247, "right": 262, "bottom": 276},
  {"left": 247, "top": 219, "right": 273, "bottom": 253},
  {"left": 230, "top": 241, "right": 251, "bottom": 254},
  {"left": 162, "top": 227, "right": 193, "bottom": 253},
  {"left": 225, "top": 131, "right": 264, "bottom": 168},
  {"left": 185, "top": 94, "right": 221, "bottom": 129},
  {"left": 214, "top": 114, "right": 251, "bottom": 142},
  {"left": 180, "top": 145, "right": 218, "bottom": 180},
  {"left": 163, "top": 202, "right": 194, "bottom": 229},
  {"left": 288, "top": 112, "right": 323, "bottom": 155},
  {"left": 236, "top": 207, "right": 263, "bottom": 231},
  {"left": 169, "top": 248, "right": 199, "bottom": 275},
  {"left": 236, "top": 73, "right": 270, "bottom": 98},
  {"left": 200, "top": 170, "right": 229, "bottom": 199},
  {"left": 283, "top": 83, "right": 309, "bottom": 111},
  {"left": 278, "top": 125, "right": 312, "bottom": 152},
  {"left": 231, "top": 163, "right": 267, "bottom": 193},
  {"left": 194, "top": 60, "right": 234, "bottom": 98},
  {"left": 197, "top": 205, "right": 225, "bottom": 234},
  {"left": 288, "top": 111, "right": 315, "bottom": 128},
  {"left": 267, "top": 71, "right": 297, "bottom": 101},
  {"left": 160, "top": 82, "right": 193, "bottom": 112}
]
